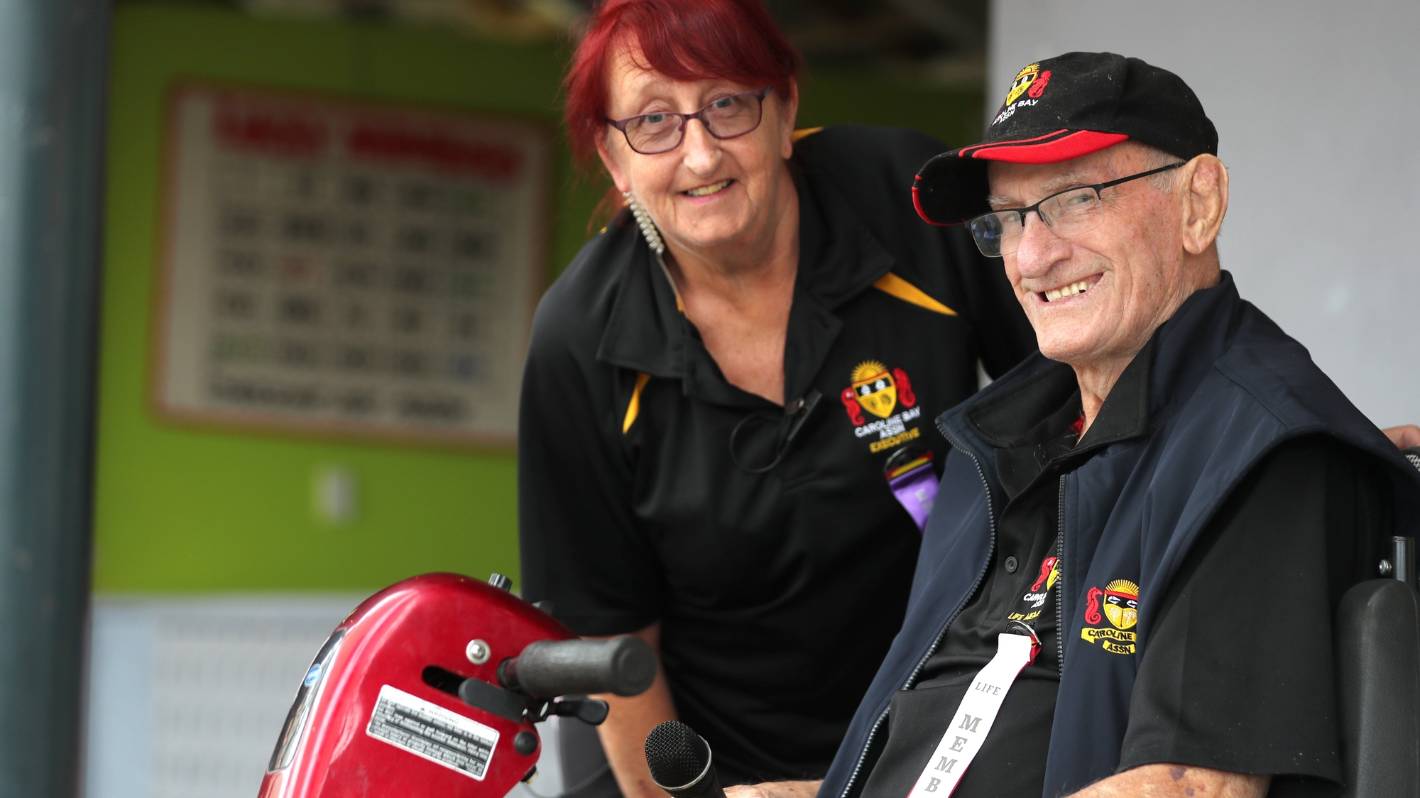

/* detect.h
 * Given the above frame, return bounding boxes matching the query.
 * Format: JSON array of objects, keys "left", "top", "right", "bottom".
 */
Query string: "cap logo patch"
[
  {"left": 994, "top": 63, "right": 1052, "bottom": 127},
  {"left": 1004, "top": 63, "right": 1040, "bottom": 105}
]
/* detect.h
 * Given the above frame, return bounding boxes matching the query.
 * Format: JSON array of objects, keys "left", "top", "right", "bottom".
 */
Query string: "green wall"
[{"left": 93, "top": 2, "right": 981, "bottom": 594}]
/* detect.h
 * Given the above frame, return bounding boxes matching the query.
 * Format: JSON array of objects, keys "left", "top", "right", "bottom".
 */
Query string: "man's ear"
[
  {"left": 1180, "top": 154, "right": 1229, "bottom": 255},
  {"left": 596, "top": 134, "right": 630, "bottom": 195},
  {"left": 779, "top": 78, "right": 800, "bottom": 160}
]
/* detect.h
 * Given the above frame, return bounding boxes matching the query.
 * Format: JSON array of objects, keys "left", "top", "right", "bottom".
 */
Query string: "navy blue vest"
[{"left": 820, "top": 272, "right": 1420, "bottom": 798}]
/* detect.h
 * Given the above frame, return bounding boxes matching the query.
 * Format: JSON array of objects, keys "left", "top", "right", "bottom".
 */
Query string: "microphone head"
[{"left": 645, "top": 720, "right": 711, "bottom": 790}]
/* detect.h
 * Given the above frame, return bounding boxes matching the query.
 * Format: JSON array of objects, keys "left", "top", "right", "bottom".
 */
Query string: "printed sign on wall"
[{"left": 154, "top": 84, "right": 551, "bottom": 447}]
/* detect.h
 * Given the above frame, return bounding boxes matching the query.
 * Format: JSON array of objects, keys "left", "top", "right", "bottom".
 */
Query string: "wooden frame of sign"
[{"left": 151, "top": 82, "right": 552, "bottom": 449}]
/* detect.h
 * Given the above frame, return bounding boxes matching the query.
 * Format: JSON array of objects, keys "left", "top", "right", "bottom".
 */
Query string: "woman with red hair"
[{"left": 517, "top": 1, "right": 1032, "bottom": 793}]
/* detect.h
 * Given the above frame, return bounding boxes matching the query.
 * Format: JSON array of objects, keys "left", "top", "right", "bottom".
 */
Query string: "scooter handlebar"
[{"left": 500, "top": 636, "right": 656, "bottom": 699}]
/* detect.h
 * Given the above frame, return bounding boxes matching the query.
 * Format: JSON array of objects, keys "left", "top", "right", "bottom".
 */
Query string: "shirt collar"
[
  {"left": 594, "top": 219, "right": 683, "bottom": 378},
  {"left": 965, "top": 330, "right": 1156, "bottom": 499}
]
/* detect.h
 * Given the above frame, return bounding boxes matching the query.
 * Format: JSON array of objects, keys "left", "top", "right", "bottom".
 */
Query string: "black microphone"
[{"left": 644, "top": 720, "right": 726, "bottom": 798}]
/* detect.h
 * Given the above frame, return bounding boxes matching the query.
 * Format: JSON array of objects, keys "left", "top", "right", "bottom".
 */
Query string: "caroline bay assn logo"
[
  {"left": 993, "top": 63, "right": 1053, "bottom": 127},
  {"left": 1008, "top": 556, "right": 1061, "bottom": 625},
  {"left": 1080, "top": 578, "right": 1139, "bottom": 655},
  {"left": 839, "top": 360, "right": 923, "bottom": 454}
]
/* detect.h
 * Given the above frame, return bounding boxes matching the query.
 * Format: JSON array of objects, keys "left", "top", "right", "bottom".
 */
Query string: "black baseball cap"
[{"left": 912, "top": 52, "right": 1218, "bottom": 225}]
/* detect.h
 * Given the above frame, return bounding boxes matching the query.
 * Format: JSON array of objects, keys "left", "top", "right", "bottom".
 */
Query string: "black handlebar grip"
[{"left": 501, "top": 636, "right": 656, "bottom": 698}]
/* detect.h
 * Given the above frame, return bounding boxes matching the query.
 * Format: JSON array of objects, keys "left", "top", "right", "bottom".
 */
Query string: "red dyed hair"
[{"left": 563, "top": 0, "right": 801, "bottom": 170}]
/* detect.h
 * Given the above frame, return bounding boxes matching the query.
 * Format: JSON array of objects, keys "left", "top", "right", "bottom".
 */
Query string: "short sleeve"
[
  {"left": 1119, "top": 436, "right": 1389, "bottom": 793},
  {"left": 516, "top": 291, "right": 663, "bottom": 635}
]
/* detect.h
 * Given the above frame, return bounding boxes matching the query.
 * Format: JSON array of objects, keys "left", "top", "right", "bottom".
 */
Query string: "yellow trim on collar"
[
  {"left": 622, "top": 372, "right": 652, "bottom": 434},
  {"left": 792, "top": 127, "right": 824, "bottom": 142},
  {"left": 873, "top": 273, "right": 958, "bottom": 316}
]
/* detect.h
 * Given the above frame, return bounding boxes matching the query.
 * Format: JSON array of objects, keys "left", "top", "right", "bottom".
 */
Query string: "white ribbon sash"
[{"left": 905, "top": 631, "right": 1039, "bottom": 798}]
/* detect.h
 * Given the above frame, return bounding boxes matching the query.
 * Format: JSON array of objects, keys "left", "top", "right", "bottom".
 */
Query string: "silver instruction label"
[{"left": 366, "top": 684, "right": 500, "bottom": 781}]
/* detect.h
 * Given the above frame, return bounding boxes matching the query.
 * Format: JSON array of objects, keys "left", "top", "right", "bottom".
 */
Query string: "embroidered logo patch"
[
  {"left": 1080, "top": 578, "right": 1139, "bottom": 655},
  {"left": 839, "top": 360, "right": 922, "bottom": 454},
  {"left": 992, "top": 64, "right": 1052, "bottom": 127},
  {"left": 1007, "top": 555, "right": 1061, "bottom": 625}
]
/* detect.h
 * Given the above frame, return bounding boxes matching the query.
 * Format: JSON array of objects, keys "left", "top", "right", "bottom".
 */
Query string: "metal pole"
[{"left": 0, "top": 0, "right": 109, "bottom": 796}]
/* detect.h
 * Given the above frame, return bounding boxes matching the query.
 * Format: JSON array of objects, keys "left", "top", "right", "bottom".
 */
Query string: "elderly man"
[{"left": 732, "top": 52, "right": 1420, "bottom": 798}]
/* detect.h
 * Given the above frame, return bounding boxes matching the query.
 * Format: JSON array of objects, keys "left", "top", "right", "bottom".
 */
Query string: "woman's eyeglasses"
[{"left": 606, "top": 87, "right": 771, "bottom": 155}]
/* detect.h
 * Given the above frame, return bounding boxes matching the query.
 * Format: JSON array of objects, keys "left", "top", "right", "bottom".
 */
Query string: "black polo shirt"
[
  {"left": 517, "top": 126, "right": 1035, "bottom": 783},
  {"left": 860, "top": 340, "right": 1390, "bottom": 798}
]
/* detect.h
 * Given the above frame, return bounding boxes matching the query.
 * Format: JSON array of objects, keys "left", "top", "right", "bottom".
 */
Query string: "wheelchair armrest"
[{"left": 1336, "top": 578, "right": 1420, "bottom": 798}]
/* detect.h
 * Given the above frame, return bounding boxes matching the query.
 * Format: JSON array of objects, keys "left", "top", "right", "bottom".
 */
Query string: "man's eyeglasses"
[
  {"left": 966, "top": 161, "right": 1185, "bottom": 258},
  {"left": 606, "top": 87, "right": 771, "bottom": 155}
]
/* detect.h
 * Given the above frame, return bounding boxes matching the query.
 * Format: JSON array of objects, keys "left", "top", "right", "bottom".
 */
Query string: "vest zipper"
[
  {"left": 838, "top": 432, "right": 997, "bottom": 798},
  {"left": 1055, "top": 473, "right": 1067, "bottom": 676}
]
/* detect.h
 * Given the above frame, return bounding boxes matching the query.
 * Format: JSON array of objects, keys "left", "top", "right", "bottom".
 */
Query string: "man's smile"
[{"left": 1037, "top": 273, "right": 1104, "bottom": 303}]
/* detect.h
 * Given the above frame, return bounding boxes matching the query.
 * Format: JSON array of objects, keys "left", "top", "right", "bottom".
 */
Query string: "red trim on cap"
[
  {"left": 968, "top": 130, "right": 1129, "bottom": 164},
  {"left": 958, "top": 128, "right": 1072, "bottom": 158},
  {"left": 911, "top": 180, "right": 954, "bottom": 227}
]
